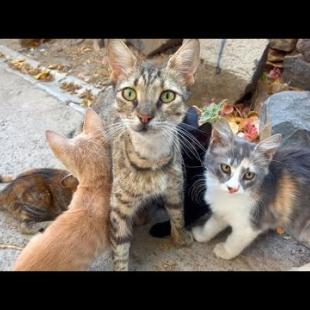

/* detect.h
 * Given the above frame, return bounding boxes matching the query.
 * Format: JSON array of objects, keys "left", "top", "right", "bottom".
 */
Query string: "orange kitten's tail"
[{"left": 0, "top": 175, "right": 13, "bottom": 183}]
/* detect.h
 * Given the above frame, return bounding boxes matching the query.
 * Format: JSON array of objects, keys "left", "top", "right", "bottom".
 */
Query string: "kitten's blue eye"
[
  {"left": 220, "top": 164, "right": 231, "bottom": 174},
  {"left": 160, "top": 90, "right": 176, "bottom": 103},
  {"left": 243, "top": 171, "right": 255, "bottom": 181}
]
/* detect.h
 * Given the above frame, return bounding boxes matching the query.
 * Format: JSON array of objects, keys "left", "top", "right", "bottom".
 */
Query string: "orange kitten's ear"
[
  {"left": 46, "top": 130, "right": 71, "bottom": 161},
  {"left": 61, "top": 174, "right": 79, "bottom": 190},
  {"left": 107, "top": 39, "right": 137, "bottom": 82},
  {"left": 254, "top": 134, "right": 282, "bottom": 160},
  {"left": 83, "top": 108, "right": 104, "bottom": 135},
  {"left": 166, "top": 39, "right": 200, "bottom": 86}
]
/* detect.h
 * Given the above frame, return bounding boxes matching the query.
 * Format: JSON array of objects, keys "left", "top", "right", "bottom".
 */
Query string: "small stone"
[
  {"left": 282, "top": 55, "right": 310, "bottom": 90},
  {"left": 296, "top": 39, "right": 310, "bottom": 62},
  {"left": 269, "top": 39, "right": 297, "bottom": 52}
]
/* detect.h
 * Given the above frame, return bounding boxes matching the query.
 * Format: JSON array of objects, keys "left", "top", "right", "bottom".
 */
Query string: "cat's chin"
[{"left": 130, "top": 125, "right": 161, "bottom": 136}]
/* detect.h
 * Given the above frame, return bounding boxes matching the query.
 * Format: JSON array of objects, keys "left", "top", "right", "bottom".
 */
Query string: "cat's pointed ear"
[
  {"left": 46, "top": 130, "right": 71, "bottom": 160},
  {"left": 107, "top": 39, "right": 137, "bottom": 82},
  {"left": 61, "top": 174, "right": 79, "bottom": 189},
  {"left": 82, "top": 108, "right": 104, "bottom": 135},
  {"left": 196, "top": 122, "right": 213, "bottom": 147},
  {"left": 166, "top": 39, "right": 200, "bottom": 86},
  {"left": 210, "top": 118, "right": 234, "bottom": 147},
  {"left": 254, "top": 134, "right": 282, "bottom": 160}
]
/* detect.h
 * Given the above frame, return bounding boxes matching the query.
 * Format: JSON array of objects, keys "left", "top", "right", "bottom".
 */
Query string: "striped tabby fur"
[{"left": 93, "top": 39, "right": 200, "bottom": 271}]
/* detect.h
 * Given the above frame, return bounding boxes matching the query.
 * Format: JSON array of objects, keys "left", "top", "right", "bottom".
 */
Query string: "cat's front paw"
[
  {"left": 192, "top": 226, "right": 209, "bottom": 243},
  {"left": 172, "top": 229, "right": 193, "bottom": 247},
  {"left": 213, "top": 243, "right": 236, "bottom": 260}
]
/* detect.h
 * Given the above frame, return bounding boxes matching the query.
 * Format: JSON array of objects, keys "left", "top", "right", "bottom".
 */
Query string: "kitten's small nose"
[
  {"left": 137, "top": 113, "right": 153, "bottom": 125},
  {"left": 227, "top": 186, "right": 239, "bottom": 194}
]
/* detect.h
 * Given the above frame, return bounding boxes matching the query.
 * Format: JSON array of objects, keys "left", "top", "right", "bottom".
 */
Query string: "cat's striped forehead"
[{"left": 118, "top": 62, "right": 188, "bottom": 98}]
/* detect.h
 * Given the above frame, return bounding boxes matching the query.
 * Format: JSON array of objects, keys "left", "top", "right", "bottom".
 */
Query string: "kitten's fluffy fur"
[
  {"left": 14, "top": 109, "right": 111, "bottom": 271},
  {"left": 193, "top": 119, "right": 310, "bottom": 260},
  {"left": 0, "top": 168, "right": 78, "bottom": 234},
  {"left": 92, "top": 39, "right": 200, "bottom": 271}
]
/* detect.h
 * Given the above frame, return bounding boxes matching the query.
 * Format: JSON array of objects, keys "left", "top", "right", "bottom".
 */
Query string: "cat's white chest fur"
[{"left": 205, "top": 172, "right": 255, "bottom": 226}]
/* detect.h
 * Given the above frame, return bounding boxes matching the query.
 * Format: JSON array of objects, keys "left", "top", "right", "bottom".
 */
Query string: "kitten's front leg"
[
  {"left": 213, "top": 225, "right": 261, "bottom": 260},
  {"left": 192, "top": 214, "right": 228, "bottom": 243},
  {"left": 109, "top": 192, "right": 136, "bottom": 271}
]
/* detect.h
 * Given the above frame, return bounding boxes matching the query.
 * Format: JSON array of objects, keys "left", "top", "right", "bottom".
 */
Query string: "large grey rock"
[
  {"left": 260, "top": 91, "right": 310, "bottom": 148},
  {"left": 127, "top": 39, "right": 182, "bottom": 57},
  {"left": 188, "top": 39, "right": 269, "bottom": 106},
  {"left": 269, "top": 39, "right": 297, "bottom": 52},
  {"left": 297, "top": 39, "right": 310, "bottom": 62},
  {"left": 282, "top": 55, "right": 310, "bottom": 90}
]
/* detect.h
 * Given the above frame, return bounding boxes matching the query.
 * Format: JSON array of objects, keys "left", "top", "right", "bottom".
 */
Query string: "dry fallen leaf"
[
  {"left": 34, "top": 70, "right": 54, "bottom": 81},
  {"left": 48, "top": 64, "right": 70, "bottom": 72},
  {"left": 60, "top": 82, "right": 81, "bottom": 94},
  {"left": 79, "top": 89, "right": 97, "bottom": 107}
]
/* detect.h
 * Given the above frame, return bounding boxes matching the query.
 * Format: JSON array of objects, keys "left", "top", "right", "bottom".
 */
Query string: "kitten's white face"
[
  {"left": 204, "top": 119, "right": 282, "bottom": 198},
  {"left": 206, "top": 158, "right": 259, "bottom": 196}
]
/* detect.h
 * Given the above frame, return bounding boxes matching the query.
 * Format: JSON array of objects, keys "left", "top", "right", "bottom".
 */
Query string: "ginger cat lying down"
[{"left": 14, "top": 109, "right": 112, "bottom": 271}]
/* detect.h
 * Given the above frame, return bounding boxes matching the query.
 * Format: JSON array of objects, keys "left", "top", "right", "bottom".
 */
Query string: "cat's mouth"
[{"left": 132, "top": 123, "right": 153, "bottom": 134}]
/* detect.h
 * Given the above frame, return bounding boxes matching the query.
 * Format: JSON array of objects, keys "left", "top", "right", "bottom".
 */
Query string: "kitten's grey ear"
[
  {"left": 254, "top": 134, "right": 282, "bottom": 160},
  {"left": 166, "top": 39, "right": 200, "bottom": 86},
  {"left": 61, "top": 174, "right": 79, "bottom": 189},
  {"left": 210, "top": 118, "right": 234, "bottom": 147},
  {"left": 83, "top": 108, "right": 104, "bottom": 135},
  {"left": 106, "top": 39, "right": 137, "bottom": 82}
]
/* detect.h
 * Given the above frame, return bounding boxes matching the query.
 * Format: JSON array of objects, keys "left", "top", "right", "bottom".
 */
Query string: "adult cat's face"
[
  {"left": 205, "top": 119, "right": 282, "bottom": 196},
  {"left": 106, "top": 39, "right": 200, "bottom": 136}
]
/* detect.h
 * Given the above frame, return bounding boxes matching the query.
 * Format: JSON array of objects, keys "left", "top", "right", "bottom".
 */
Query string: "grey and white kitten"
[{"left": 192, "top": 119, "right": 310, "bottom": 260}]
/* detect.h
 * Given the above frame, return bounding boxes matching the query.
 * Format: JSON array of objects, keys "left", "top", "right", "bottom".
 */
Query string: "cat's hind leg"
[{"left": 192, "top": 214, "right": 228, "bottom": 243}]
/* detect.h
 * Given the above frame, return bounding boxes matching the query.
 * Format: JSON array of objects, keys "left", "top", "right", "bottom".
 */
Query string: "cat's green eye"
[
  {"left": 221, "top": 164, "right": 231, "bottom": 174},
  {"left": 122, "top": 88, "right": 137, "bottom": 101},
  {"left": 160, "top": 90, "right": 176, "bottom": 103},
  {"left": 244, "top": 171, "right": 256, "bottom": 181}
]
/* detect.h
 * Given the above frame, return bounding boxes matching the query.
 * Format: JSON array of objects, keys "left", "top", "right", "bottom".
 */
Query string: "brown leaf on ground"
[
  {"left": 34, "top": 70, "right": 54, "bottom": 81},
  {"left": 47, "top": 64, "right": 70, "bottom": 72},
  {"left": 60, "top": 82, "right": 81, "bottom": 94},
  {"left": 79, "top": 89, "right": 96, "bottom": 107}
]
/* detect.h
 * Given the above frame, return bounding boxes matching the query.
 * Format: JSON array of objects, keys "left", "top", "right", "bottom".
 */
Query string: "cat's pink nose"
[
  {"left": 227, "top": 186, "right": 239, "bottom": 194},
  {"left": 137, "top": 113, "right": 153, "bottom": 125}
]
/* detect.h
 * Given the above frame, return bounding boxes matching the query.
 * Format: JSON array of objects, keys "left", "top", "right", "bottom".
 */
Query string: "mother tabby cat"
[{"left": 93, "top": 39, "right": 200, "bottom": 271}]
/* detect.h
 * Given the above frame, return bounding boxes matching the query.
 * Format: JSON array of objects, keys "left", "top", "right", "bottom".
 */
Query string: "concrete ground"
[{"left": 0, "top": 61, "right": 309, "bottom": 271}]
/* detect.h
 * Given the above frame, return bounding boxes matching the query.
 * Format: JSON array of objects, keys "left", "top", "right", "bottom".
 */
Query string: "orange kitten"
[{"left": 14, "top": 109, "right": 112, "bottom": 271}]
